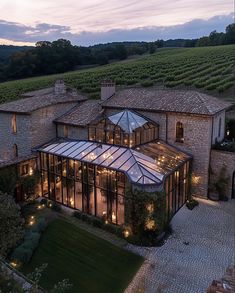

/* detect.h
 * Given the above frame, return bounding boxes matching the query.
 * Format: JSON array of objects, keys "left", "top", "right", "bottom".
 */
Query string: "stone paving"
[{"left": 125, "top": 198, "right": 235, "bottom": 293}]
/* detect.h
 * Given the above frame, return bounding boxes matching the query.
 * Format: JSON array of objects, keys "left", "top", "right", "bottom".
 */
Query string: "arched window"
[
  {"left": 218, "top": 117, "right": 221, "bottom": 138},
  {"left": 176, "top": 122, "right": 184, "bottom": 143},
  {"left": 13, "top": 144, "right": 18, "bottom": 157}
]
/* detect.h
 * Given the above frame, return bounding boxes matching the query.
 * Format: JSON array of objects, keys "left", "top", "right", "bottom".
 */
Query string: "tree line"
[{"left": 0, "top": 23, "right": 234, "bottom": 82}]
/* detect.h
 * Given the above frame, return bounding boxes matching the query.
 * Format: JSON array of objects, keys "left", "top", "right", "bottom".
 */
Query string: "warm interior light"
[
  {"left": 10, "top": 261, "right": 18, "bottom": 268},
  {"left": 112, "top": 212, "right": 116, "bottom": 221},
  {"left": 29, "top": 167, "right": 33, "bottom": 176},
  {"left": 123, "top": 230, "right": 129, "bottom": 238}
]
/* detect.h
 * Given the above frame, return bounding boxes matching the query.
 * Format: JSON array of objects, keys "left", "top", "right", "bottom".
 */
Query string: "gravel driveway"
[{"left": 126, "top": 198, "right": 235, "bottom": 293}]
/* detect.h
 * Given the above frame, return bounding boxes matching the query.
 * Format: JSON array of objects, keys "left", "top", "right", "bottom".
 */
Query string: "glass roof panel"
[
  {"left": 68, "top": 142, "right": 92, "bottom": 158},
  {"left": 101, "top": 148, "right": 127, "bottom": 167},
  {"left": 39, "top": 139, "right": 190, "bottom": 186},
  {"left": 108, "top": 110, "right": 148, "bottom": 133},
  {"left": 83, "top": 144, "right": 112, "bottom": 163},
  {"left": 62, "top": 141, "right": 87, "bottom": 157},
  {"left": 45, "top": 142, "right": 69, "bottom": 153},
  {"left": 128, "top": 163, "right": 142, "bottom": 182},
  {"left": 75, "top": 143, "right": 98, "bottom": 160},
  {"left": 55, "top": 141, "right": 78, "bottom": 155},
  {"left": 109, "top": 149, "right": 131, "bottom": 169}
]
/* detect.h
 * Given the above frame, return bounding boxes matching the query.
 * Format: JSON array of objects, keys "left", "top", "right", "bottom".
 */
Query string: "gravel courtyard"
[{"left": 126, "top": 198, "right": 235, "bottom": 293}]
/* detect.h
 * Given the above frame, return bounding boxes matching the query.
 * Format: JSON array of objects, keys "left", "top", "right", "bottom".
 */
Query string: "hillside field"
[{"left": 0, "top": 45, "right": 234, "bottom": 105}]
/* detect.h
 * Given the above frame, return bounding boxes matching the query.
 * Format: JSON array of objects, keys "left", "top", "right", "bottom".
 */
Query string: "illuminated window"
[
  {"left": 20, "top": 164, "right": 29, "bottom": 176},
  {"left": 13, "top": 144, "right": 18, "bottom": 157},
  {"left": 12, "top": 114, "right": 17, "bottom": 133},
  {"left": 176, "top": 122, "right": 184, "bottom": 143}
]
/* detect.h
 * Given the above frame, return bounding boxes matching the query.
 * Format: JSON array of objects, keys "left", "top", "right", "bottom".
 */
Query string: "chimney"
[
  {"left": 101, "top": 80, "right": 115, "bottom": 101},
  {"left": 54, "top": 80, "right": 66, "bottom": 95}
]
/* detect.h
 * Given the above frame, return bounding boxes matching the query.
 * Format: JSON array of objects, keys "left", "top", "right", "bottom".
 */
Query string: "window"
[
  {"left": 12, "top": 114, "right": 17, "bottom": 133},
  {"left": 218, "top": 117, "right": 221, "bottom": 138},
  {"left": 63, "top": 125, "right": 68, "bottom": 138},
  {"left": 176, "top": 122, "right": 184, "bottom": 143},
  {"left": 13, "top": 144, "right": 18, "bottom": 157},
  {"left": 20, "top": 164, "right": 29, "bottom": 176}
]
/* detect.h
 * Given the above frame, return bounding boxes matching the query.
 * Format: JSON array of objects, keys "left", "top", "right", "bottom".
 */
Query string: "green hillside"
[{"left": 0, "top": 45, "right": 234, "bottom": 105}]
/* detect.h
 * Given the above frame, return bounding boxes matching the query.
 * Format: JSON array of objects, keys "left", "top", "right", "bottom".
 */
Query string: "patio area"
[{"left": 126, "top": 198, "right": 235, "bottom": 293}]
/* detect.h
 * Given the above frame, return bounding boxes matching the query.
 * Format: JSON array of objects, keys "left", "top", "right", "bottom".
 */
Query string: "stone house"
[{"left": 0, "top": 80, "right": 234, "bottom": 224}]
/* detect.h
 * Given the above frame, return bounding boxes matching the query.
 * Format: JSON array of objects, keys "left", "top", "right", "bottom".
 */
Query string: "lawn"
[
  {"left": 21, "top": 219, "right": 143, "bottom": 293},
  {"left": 0, "top": 45, "right": 234, "bottom": 105}
]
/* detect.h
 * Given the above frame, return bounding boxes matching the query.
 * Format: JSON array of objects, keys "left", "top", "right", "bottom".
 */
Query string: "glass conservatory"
[
  {"left": 38, "top": 139, "right": 191, "bottom": 225},
  {"left": 88, "top": 110, "right": 159, "bottom": 147}
]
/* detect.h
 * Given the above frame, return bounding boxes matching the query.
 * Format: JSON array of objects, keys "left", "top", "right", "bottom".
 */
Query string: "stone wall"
[
  {"left": 30, "top": 102, "right": 77, "bottom": 148},
  {"left": 0, "top": 112, "right": 31, "bottom": 160},
  {"left": 210, "top": 149, "right": 235, "bottom": 199},
  {"left": 167, "top": 113, "right": 213, "bottom": 197},
  {"left": 0, "top": 102, "right": 77, "bottom": 162},
  {"left": 57, "top": 124, "right": 88, "bottom": 140}
]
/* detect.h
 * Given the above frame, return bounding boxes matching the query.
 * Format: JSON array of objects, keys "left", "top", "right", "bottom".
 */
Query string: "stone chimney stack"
[
  {"left": 54, "top": 80, "right": 66, "bottom": 95},
  {"left": 101, "top": 80, "right": 115, "bottom": 101}
]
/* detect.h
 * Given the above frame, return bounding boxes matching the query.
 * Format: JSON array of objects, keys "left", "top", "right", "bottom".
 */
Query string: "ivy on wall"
[{"left": 125, "top": 189, "right": 167, "bottom": 246}]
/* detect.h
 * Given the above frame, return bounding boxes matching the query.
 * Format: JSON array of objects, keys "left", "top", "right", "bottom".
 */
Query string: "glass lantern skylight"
[{"left": 108, "top": 110, "right": 148, "bottom": 133}]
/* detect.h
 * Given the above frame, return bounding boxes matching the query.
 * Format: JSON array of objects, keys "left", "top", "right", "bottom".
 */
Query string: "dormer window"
[
  {"left": 176, "top": 122, "right": 184, "bottom": 143},
  {"left": 12, "top": 114, "right": 17, "bottom": 133}
]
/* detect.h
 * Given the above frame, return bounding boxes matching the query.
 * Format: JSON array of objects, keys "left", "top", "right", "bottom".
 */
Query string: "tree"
[
  {"left": 149, "top": 43, "right": 156, "bottom": 54},
  {"left": 225, "top": 23, "right": 235, "bottom": 44},
  {"left": 115, "top": 44, "right": 127, "bottom": 60},
  {"left": 155, "top": 39, "right": 164, "bottom": 48},
  {"left": 0, "top": 165, "right": 18, "bottom": 194},
  {"left": 0, "top": 192, "right": 24, "bottom": 257}
]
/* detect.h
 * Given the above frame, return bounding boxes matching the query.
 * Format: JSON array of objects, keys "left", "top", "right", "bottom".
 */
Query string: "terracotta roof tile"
[
  {"left": 0, "top": 88, "right": 87, "bottom": 114},
  {"left": 102, "top": 88, "right": 231, "bottom": 115},
  {"left": 55, "top": 100, "right": 102, "bottom": 126}
]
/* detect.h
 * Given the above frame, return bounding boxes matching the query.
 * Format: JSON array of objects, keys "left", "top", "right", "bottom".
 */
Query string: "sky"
[{"left": 0, "top": 0, "right": 234, "bottom": 46}]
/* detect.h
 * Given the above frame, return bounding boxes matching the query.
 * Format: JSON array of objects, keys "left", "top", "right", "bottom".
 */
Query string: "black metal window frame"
[{"left": 40, "top": 152, "right": 126, "bottom": 225}]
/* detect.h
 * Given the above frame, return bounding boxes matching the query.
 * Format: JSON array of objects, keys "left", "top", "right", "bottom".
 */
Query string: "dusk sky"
[{"left": 0, "top": 0, "right": 234, "bottom": 46}]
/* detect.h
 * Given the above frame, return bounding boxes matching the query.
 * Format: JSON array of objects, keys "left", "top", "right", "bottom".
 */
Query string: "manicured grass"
[
  {"left": 21, "top": 219, "right": 143, "bottom": 293},
  {"left": 0, "top": 45, "right": 234, "bottom": 104}
]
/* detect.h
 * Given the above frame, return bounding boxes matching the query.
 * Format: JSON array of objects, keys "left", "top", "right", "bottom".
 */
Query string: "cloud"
[{"left": 0, "top": 13, "right": 233, "bottom": 46}]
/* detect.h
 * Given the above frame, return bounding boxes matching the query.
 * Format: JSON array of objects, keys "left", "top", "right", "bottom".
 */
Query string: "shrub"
[
  {"left": 40, "top": 198, "right": 48, "bottom": 205},
  {"left": 11, "top": 246, "right": 33, "bottom": 264},
  {"left": 51, "top": 202, "right": 62, "bottom": 212},
  {"left": 126, "top": 79, "right": 138, "bottom": 85},
  {"left": 73, "top": 211, "right": 82, "bottom": 219},
  {"left": 92, "top": 217, "right": 103, "bottom": 228},
  {"left": 186, "top": 198, "right": 199, "bottom": 210},
  {"left": 141, "top": 80, "right": 153, "bottom": 87}
]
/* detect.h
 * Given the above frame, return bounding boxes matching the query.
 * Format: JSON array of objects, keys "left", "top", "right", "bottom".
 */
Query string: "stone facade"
[
  {"left": 57, "top": 124, "right": 88, "bottom": 140},
  {"left": 0, "top": 112, "right": 31, "bottom": 161},
  {"left": 167, "top": 113, "right": 213, "bottom": 197},
  {"left": 210, "top": 149, "right": 235, "bottom": 199},
  {"left": 0, "top": 102, "right": 77, "bottom": 162}
]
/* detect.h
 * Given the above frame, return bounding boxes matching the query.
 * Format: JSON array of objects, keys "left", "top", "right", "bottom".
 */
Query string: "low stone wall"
[{"left": 210, "top": 149, "right": 235, "bottom": 199}]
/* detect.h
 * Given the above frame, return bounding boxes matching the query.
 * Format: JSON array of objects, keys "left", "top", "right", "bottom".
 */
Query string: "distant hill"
[
  {"left": 0, "top": 45, "right": 234, "bottom": 105},
  {"left": 0, "top": 45, "right": 33, "bottom": 62}
]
